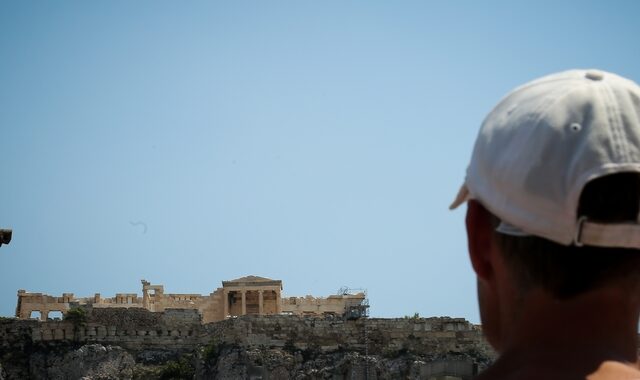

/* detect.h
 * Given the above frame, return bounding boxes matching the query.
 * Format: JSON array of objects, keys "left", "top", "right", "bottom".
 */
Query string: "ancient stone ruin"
[
  {"left": 0, "top": 311, "right": 494, "bottom": 379},
  {"left": 3, "top": 275, "right": 496, "bottom": 379},
  {"left": 15, "top": 275, "right": 368, "bottom": 324}
]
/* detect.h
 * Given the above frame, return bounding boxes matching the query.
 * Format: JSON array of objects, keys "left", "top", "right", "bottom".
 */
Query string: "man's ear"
[{"left": 466, "top": 200, "right": 496, "bottom": 281}]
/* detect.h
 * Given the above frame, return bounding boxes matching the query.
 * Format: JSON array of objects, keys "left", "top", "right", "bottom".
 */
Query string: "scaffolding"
[{"left": 336, "top": 286, "right": 370, "bottom": 320}]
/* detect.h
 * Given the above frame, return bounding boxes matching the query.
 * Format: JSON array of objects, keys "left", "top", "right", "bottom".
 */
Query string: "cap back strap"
[{"left": 575, "top": 217, "right": 640, "bottom": 249}]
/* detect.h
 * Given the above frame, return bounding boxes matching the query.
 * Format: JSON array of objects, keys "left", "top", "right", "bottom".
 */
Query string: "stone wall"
[
  {"left": 204, "top": 315, "right": 491, "bottom": 360},
  {"left": 281, "top": 294, "right": 366, "bottom": 316},
  {"left": 0, "top": 312, "right": 495, "bottom": 379},
  {"left": 24, "top": 308, "right": 202, "bottom": 353},
  {"left": 1, "top": 312, "right": 491, "bottom": 358}
]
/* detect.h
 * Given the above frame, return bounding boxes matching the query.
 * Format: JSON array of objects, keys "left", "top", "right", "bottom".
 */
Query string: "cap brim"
[{"left": 449, "top": 183, "right": 470, "bottom": 210}]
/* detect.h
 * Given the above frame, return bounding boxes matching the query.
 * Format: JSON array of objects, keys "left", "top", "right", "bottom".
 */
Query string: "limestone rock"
[
  {"left": 31, "top": 344, "right": 135, "bottom": 380},
  {"left": 213, "top": 349, "right": 246, "bottom": 379},
  {"left": 136, "top": 349, "right": 179, "bottom": 365},
  {"left": 1, "top": 314, "right": 495, "bottom": 378}
]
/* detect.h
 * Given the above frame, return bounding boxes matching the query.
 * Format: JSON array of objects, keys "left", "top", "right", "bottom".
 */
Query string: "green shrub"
[
  {"left": 64, "top": 307, "right": 87, "bottom": 341},
  {"left": 202, "top": 340, "right": 221, "bottom": 362},
  {"left": 282, "top": 339, "right": 297, "bottom": 354},
  {"left": 159, "top": 356, "right": 195, "bottom": 380},
  {"left": 64, "top": 307, "right": 87, "bottom": 325}
]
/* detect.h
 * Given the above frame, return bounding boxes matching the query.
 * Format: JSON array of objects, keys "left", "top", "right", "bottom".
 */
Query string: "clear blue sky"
[{"left": 1, "top": 1, "right": 639, "bottom": 322}]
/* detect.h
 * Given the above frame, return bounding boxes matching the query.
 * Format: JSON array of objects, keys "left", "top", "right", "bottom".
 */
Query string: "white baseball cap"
[{"left": 450, "top": 69, "right": 640, "bottom": 249}]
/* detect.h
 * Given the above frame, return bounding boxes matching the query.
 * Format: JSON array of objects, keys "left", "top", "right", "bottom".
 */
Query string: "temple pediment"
[
  {"left": 227, "top": 275, "right": 275, "bottom": 283},
  {"left": 222, "top": 275, "right": 282, "bottom": 288}
]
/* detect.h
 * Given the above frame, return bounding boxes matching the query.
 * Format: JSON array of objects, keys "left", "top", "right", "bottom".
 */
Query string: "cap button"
[{"left": 585, "top": 70, "right": 604, "bottom": 81}]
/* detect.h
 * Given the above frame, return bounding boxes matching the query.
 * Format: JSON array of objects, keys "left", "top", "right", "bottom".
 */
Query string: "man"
[{"left": 450, "top": 69, "right": 640, "bottom": 379}]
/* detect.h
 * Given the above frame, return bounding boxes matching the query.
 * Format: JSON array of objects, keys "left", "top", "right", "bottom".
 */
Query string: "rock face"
[
  {"left": 0, "top": 313, "right": 495, "bottom": 379},
  {"left": 2, "top": 342, "right": 486, "bottom": 380},
  {"left": 200, "top": 346, "right": 482, "bottom": 379},
  {"left": 29, "top": 344, "right": 135, "bottom": 380}
]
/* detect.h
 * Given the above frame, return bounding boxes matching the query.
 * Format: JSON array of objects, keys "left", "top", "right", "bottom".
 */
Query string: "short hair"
[{"left": 492, "top": 172, "right": 640, "bottom": 299}]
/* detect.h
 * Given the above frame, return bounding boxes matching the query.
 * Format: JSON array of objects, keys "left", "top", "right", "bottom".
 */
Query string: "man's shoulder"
[
  {"left": 587, "top": 361, "right": 640, "bottom": 380},
  {"left": 475, "top": 360, "right": 640, "bottom": 380}
]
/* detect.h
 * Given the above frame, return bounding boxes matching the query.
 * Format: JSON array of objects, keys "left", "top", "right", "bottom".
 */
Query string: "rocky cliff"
[{"left": 0, "top": 310, "right": 495, "bottom": 379}]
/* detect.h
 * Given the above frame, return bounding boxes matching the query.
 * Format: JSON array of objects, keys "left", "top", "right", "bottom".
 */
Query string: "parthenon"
[{"left": 15, "top": 275, "right": 368, "bottom": 324}]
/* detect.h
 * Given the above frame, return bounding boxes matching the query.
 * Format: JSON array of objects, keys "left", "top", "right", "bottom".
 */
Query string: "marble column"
[
  {"left": 241, "top": 290, "right": 247, "bottom": 315},
  {"left": 223, "top": 290, "right": 229, "bottom": 318},
  {"left": 258, "top": 290, "right": 264, "bottom": 315},
  {"left": 275, "top": 290, "right": 282, "bottom": 313}
]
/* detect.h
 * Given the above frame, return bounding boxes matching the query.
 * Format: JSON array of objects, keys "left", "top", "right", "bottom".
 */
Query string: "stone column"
[
  {"left": 275, "top": 290, "right": 282, "bottom": 314},
  {"left": 223, "top": 290, "right": 229, "bottom": 318},
  {"left": 258, "top": 290, "right": 264, "bottom": 315},
  {"left": 41, "top": 310, "right": 48, "bottom": 321},
  {"left": 16, "top": 290, "right": 25, "bottom": 319},
  {"left": 241, "top": 290, "right": 247, "bottom": 315}
]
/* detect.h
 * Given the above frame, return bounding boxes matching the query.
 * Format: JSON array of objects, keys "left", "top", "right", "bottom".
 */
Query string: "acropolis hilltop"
[
  {"left": 15, "top": 275, "right": 368, "bottom": 324},
  {"left": 3, "top": 276, "right": 495, "bottom": 379}
]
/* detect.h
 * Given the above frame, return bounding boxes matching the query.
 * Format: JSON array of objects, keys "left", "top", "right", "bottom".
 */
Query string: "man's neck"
[{"left": 481, "top": 287, "right": 640, "bottom": 379}]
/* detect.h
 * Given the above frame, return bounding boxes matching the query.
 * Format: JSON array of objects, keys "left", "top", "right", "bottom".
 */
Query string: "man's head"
[
  {"left": 453, "top": 69, "right": 640, "bottom": 351},
  {"left": 493, "top": 172, "right": 640, "bottom": 299}
]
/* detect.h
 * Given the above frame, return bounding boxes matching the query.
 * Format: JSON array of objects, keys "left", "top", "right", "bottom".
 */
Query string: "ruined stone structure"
[
  {"left": 15, "top": 276, "right": 367, "bottom": 324},
  {"left": 0, "top": 311, "right": 495, "bottom": 379}
]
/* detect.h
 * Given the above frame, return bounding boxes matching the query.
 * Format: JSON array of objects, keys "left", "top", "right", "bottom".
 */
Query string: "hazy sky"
[{"left": 1, "top": 1, "right": 639, "bottom": 322}]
